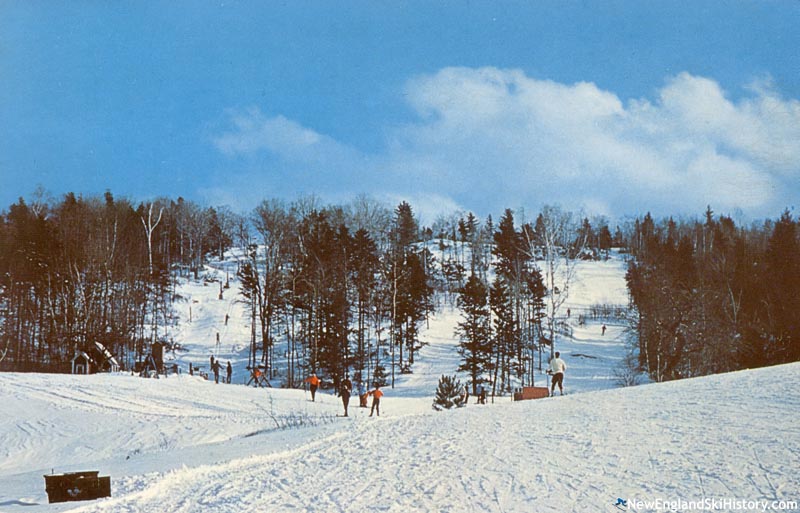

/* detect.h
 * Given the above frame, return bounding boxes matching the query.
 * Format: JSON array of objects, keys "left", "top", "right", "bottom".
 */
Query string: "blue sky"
[{"left": 2, "top": 1, "right": 799, "bottom": 223}]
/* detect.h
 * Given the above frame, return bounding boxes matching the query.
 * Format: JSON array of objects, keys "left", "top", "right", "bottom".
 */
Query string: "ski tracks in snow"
[
  {"left": 63, "top": 411, "right": 527, "bottom": 513},
  {"left": 15, "top": 364, "right": 800, "bottom": 513}
]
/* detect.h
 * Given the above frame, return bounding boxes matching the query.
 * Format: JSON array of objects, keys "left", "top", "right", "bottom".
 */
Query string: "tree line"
[
  {"left": 11, "top": 188, "right": 792, "bottom": 391},
  {"left": 1, "top": 189, "right": 625, "bottom": 394},
  {"left": 235, "top": 197, "right": 432, "bottom": 390},
  {"left": 0, "top": 190, "right": 235, "bottom": 372},
  {"left": 0, "top": 191, "right": 436, "bottom": 389},
  {"left": 626, "top": 207, "right": 800, "bottom": 382}
]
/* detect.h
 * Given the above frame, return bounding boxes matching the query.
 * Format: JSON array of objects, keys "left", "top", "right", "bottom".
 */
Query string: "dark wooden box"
[{"left": 44, "top": 471, "right": 111, "bottom": 503}]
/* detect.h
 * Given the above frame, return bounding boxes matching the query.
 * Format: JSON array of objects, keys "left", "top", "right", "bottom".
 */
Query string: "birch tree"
[
  {"left": 523, "top": 205, "right": 579, "bottom": 359},
  {"left": 140, "top": 201, "right": 164, "bottom": 276}
]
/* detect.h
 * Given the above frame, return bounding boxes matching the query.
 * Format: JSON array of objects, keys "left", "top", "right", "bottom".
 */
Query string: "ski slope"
[
  {"left": 2, "top": 252, "right": 798, "bottom": 512},
  {"left": 2, "top": 364, "right": 799, "bottom": 512}
]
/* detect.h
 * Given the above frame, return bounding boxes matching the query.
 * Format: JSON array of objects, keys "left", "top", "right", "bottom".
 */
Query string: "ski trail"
[{"left": 393, "top": 307, "right": 463, "bottom": 398}]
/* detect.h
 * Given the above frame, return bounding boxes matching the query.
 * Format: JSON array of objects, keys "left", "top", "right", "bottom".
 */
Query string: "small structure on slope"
[
  {"left": 513, "top": 386, "right": 550, "bottom": 401},
  {"left": 43, "top": 470, "right": 111, "bottom": 503},
  {"left": 70, "top": 342, "right": 120, "bottom": 375},
  {"left": 71, "top": 352, "right": 92, "bottom": 375}
]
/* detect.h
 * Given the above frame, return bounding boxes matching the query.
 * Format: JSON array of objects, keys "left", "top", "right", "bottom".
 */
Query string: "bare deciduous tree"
[
  {"left": 522, "top": 205, "right": 580, "bottom": 359},
  {"left": 140, "top": 201, "right": 164, "bottom": 276}
]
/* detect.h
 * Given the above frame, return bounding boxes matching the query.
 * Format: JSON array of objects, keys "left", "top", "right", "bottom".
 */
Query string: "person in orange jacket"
[
  {"left": 305, "top": 373, "right": 321, "bottom": 402},
  {"left": 368, "top": 384, "right": 384, "bottom": 417}
]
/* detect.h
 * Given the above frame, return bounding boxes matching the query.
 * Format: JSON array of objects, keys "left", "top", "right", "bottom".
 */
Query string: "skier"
[
  {"left": 305, "top": 373, "right": 321, "bottom": 402},
  {"left": 340, "top": 377, "right": 352, "bottom": 417},
  {"left": 602, "top": 324, "right": 607, "bottom": 336},
  {"left": 212, "top": 359, "right": 221, "bottom": 384},
  {"left": 358, "top": 381, "right": 368, "bottom": 408},
  {"left": 548, "top": 351, "right": 567, "bottom": 396},
  {"left": 226, "top": 361, "right": 232, "bottom": 384},
  {"left": 368, "top": 385, "right": 384, "bottom": 417},
  {"left": 462, "top": 384, "right": 470, "bottom": 406}
]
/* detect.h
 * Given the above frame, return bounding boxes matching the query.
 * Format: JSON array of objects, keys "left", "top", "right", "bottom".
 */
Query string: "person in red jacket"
[
  {"left": 368, "top": 385, "right": 384, "bottom": 417},
  {"left": 305, "top": 373, "right": 321, "bottom": 402}
]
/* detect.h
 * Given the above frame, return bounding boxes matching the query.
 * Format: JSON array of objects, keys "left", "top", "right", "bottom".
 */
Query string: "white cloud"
[
  {"left": 389, "top": 67, "right": 799, "bottom": 216},
  {"left": 684, "top": 151, "right": 776, "bottom": 209},
  {"left": 209, "top": 107, "right": 376, "bottom": 206},
  {"left": 212, "top": 69, "right": 800, "bottom": 218},
  {"left": 213, "top": 108, "right": 326, "bottom": 159}
]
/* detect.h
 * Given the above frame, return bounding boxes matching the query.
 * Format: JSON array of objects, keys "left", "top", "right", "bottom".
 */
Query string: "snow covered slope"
[
  {"left": 2, "top": 364, "right": 798, "bottom": 512},
  {"left": 3, "top": 252, "right": 797, "bottom": 512}
]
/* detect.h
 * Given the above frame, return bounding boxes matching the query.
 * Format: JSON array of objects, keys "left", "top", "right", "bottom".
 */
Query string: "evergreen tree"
[
  {"left": 393, "top": 201, "right": 418, "bottom": 249},
  {"left": 456, "top": 274, "right": 493, "bottom": 394},
  {"left": 493, "top": 209, "right": 524, "bottom": 281},
  {"left": 372, "top": 364, "right": 389, "bottom": 387},
  {"left": 525, "top": 266, "right": 547, "bottom": 374},
  {"left": 598, "top": 225, "right": 613, "bottom": 252},
  {"left": 350, "top": 228, "right": 379, "bottom": 375},
  {"left": 765, "top": 210, "right": 800, "bottom": 362},
  {"left": 388, "top": 201, "right": 430, "bottom": 378},
  {"left": 490, "top": 276, "right": 516, "bottom": 394},
  {"left": 433, "top": 374, "right": 466, "bottom": 410}
]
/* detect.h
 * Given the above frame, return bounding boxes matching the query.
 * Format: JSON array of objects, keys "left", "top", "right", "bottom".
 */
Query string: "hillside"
[
  {"left": 159, "top": 248, "right": 633, "bottom": 396},
  {"left": 1, "top": 363, "right": 798, "bottom": 512},
  {"left": 2, "top": 253, "right": 797, "bottom": 512}
]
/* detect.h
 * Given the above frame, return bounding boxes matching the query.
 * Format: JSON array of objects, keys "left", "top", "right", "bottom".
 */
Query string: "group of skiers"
[
  {"left": 190, "top": 355, "right": 232, "bottom": 384},
  {"left": 304, "top": 373, "right": 384, "bottom": 417},
  {"left": 462, "top": 384, "right": 488, "bottom": 405},
  {"left": 189, "top": 349, "right": 565, "bottom": 414},
  {"left": 199, "top": 349, "right": 566, "bottom": 405},
  {"left": 454, "top": 352, "right": 567, "bottom": 405},
  {"left": 457, "top": 351, "right": 568, "bottom": 405}
]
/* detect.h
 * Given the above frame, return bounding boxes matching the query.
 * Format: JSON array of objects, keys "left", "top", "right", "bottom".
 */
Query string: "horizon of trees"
[
  {"left": 1, "top": 188, "right": 797, "bottom": 391},
  {"left": 0, "top": 191, "right": 435, "bottom": 389}
]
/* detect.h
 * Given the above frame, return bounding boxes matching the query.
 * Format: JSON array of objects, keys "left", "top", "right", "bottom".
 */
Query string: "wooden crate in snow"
[
  {"left": 513, "top": 386, "right": 550, "bottom": 401},
  {"left": 43, "top": 471, "right": 110, "bottom": 503}
]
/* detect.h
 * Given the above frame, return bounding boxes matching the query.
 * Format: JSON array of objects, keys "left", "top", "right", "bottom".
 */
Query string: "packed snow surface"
[{"left": 2, "top": 253, "right": 798, "bottom": 512}]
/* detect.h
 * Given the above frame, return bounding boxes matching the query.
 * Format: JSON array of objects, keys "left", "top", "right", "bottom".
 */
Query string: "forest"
[
  {"left": 626, "top": 207, "right": 800, "bottom": 380},
  {"left": 0, "top": 190, "right": 798, "bottom": 390}
]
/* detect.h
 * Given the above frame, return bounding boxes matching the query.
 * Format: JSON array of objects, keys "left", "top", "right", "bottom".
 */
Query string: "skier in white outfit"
[{"left": 548, "top": 351, "right": 567, "bottom": 396}]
